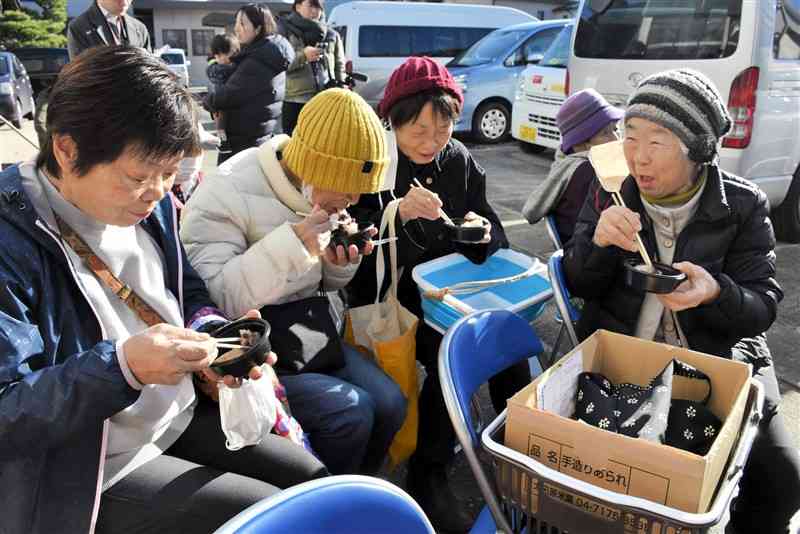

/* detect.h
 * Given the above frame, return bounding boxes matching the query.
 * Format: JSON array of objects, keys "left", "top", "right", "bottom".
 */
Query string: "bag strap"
[
  {"left": 53, "top": 212, "right": 167, "bottom": 327},
  {"left": 672, "top": 359, "right": 713, "bottom": 405},
  {"left": 374, "top": 198, "right": 401, "bottom": 304}
]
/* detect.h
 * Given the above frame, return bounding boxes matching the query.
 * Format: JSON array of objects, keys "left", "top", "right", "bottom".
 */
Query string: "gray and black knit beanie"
[{"left": 625, "top": 69, "right": 732, "bottom": 163}]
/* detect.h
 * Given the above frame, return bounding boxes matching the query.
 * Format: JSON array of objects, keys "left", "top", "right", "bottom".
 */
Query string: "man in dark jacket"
[
  {"left": 0, "top": 46, "right": 324, "bottom": 534},
  {"left": 563, "top": 69, "right": 800, "bottom": 534},
  {"left": 67, "top": 0, "right": 152, "bottom": 59}
]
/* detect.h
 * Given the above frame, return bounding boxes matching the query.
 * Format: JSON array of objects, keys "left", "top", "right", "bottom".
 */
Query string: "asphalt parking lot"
[{"left": 2, "top": 118, "right": 798, "bottom": 530}]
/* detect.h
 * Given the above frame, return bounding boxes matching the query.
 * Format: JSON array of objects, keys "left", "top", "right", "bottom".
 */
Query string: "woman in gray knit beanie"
[{"left": 564, "top": 67, "right": 800, "bottom": 534}]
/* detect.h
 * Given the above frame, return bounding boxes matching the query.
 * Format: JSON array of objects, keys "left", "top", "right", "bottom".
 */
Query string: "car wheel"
[
  {"left": 26, "top": 94, "right": 36, "bottom": 119},
  {"left": 12, "top": 99, "right": 23, "bottom": 129},
  {"left": 518, "top": 140, "right": 548, "bottom": 154},
  {"left": 472, "top": 101, "right": 511, "bottom": 144},
  {"left": 773, "top": 165, "right": 800, "bottom": 243}
]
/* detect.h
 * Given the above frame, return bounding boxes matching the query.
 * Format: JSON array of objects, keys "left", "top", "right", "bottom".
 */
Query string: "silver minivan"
[{"left": 569, "top": 0, "right": 800, "bottom": 241}]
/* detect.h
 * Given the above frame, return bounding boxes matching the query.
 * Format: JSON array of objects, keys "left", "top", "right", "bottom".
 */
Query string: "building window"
[
  {"left": 162, "top": 29, "right": 188, "bottom": 51},
  {"left": 192, "top": 29, "right": 216, "bottom": 57}
]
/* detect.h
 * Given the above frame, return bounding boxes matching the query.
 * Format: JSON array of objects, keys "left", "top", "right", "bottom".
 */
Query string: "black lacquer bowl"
[
  {"left": 623, "top": 259, "right": 687, "bottom": 294},
  {"left": 330, "top": 222, "right": 375, "bottom": 259},
  {"left": 210, "top": 318, "right": 271, "bottom": 378},
  {"left": 444, "top": 217, "right": 488, "bottom": 243}
]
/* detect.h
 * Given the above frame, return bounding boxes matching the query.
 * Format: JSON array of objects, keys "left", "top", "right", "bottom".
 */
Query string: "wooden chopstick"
[
  {"left": 216, "top": 343, "right": 248, "bottom": 350},
  {"left": 609, "top": 192, "right": 654, "bottom": 269},
  {"left": 213, "top": 337, "right": 243, "bottom": 342},
  {"left": 411, "top": 178, "right": 455, "bottom": 225},
  {"left": 371, "top": 237, "right": 399, "bottom": 246}
]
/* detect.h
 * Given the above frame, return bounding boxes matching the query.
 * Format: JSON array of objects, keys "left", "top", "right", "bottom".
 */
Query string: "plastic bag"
[{"left": 218, "top": 364, "right": 279, "bottom": 451}]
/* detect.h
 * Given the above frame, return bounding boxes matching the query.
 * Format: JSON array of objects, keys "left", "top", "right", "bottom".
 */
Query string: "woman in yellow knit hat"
[{"left": 180, "top": 88, "right": 406, "bottom": 476}]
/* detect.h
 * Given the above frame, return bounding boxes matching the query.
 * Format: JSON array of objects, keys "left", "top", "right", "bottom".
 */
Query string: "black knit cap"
[{"left": 625, "top": 69, "right": 732, "bottom": 163}]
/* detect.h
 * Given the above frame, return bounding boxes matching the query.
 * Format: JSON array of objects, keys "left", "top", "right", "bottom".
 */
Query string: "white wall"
[{"left": 153, "top": 7, "right": 226, "bottom": 86}]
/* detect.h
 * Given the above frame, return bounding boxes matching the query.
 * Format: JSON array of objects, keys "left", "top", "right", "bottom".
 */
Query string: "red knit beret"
[{"left": 378, "top": 56, "right": 464, "bottom": 118}]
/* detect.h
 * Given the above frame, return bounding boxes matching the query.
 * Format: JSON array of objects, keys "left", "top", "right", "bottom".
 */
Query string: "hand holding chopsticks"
[{"left": 410, "top": 178, "right": 455, "bottom": 224}]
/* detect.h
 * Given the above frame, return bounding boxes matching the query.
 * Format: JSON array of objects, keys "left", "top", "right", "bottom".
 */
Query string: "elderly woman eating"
[{"left": 0, "top": 46, "right": 326, "bottom": 534}]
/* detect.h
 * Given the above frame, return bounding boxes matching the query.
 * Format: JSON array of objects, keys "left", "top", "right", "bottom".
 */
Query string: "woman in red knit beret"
[{"left": 347, "top": 56, "right": 531, "bottom": 533}]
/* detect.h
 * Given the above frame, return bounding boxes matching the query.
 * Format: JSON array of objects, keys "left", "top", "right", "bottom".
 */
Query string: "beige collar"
[{"left": 257, "top": 135, "right": 312, "bottom": 214}]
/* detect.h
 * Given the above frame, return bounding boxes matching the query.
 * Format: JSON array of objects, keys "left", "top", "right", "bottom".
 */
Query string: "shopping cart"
[{"left": 481, "top": 380, "right": 764, "bottom": 534}]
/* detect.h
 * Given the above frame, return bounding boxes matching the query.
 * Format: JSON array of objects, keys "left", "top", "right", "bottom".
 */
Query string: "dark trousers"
[
  {"left": 282, "top": 101, "right": 305, "bottom": 137},
  {"left": 728, "top": 339, "right": 800, "bottom": 533},
  {"left": 96, "top": 394, "right": 328, "bottom": 533},
  {"left": 411, "top": 322, "right": 531, "bottom": 468}
]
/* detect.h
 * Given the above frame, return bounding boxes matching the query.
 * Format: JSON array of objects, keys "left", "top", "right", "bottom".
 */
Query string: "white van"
[
  {"left": 328, "top": 1, "right": 537, "bottom": 107},
  {"left": 159, "top": 47, "right": 191, "bottom": 88},
  {"left": 568, "top": 0, "right": 800, "bottom": 241},
  {"left": 511, "top": 22, "right": 574, "bottom": 153}
]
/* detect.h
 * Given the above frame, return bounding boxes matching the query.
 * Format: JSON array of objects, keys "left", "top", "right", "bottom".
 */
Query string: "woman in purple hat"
[{"left": 523, "top": 88, "right": 623, "bottom": 246}]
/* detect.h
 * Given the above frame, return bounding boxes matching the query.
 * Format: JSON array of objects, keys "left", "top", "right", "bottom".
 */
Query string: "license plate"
[{"left": 519, "top": 125, "right": 537, "bottom": 142}]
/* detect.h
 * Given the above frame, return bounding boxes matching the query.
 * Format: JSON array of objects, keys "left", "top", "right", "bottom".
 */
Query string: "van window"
[
  {"left": 540, "top": 24, "right": 574, "bottom": 67},
  {"left": 574, "top": 0, "right": 742, "bottom": 60},
  {"left": 449, "top": 29, "right": 529, "bottom": 67},
  {"left": 0, "top": 57, "right": 9, "bottom": 76},
  {"left": 508, "top": 26, "right": 561, "bottom": 66},
  {"left": 161, "top": 53, "right": 184, "bottom": 65},
  {"left": 774, "top": 0, "right": 800, "bottom": 60},
  {"left": 358, "top": 26, "right": 493, "bottom": 58}
]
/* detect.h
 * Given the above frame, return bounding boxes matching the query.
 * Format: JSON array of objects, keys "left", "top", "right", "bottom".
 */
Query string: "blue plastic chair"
[
  {"left": 214, "top": 475, "right": 435, "bottom": 534},
  {"left": 547, "top": 249, "right": 580, "bottom": 360},
  {"left": 439, "top": 309, "right": 545, "bottom": 533},
  {"left": 544, "top": 214, "right": 562, "bottom": 250}
]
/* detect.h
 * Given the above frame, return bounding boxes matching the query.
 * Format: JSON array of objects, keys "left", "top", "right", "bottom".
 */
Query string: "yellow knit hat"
[{"left": 282, "top": 88, "right": 389, "bottom": 195}]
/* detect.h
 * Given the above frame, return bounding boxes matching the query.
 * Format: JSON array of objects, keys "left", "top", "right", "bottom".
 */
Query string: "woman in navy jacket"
[{"left": 0, "top": 46, "right": 325, "bottom": 534}]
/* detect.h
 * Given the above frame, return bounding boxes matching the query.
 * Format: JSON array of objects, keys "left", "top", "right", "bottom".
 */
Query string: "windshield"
[
  {"left": 0, "top": 57, "right": 8, "bottom": 76},
  {"left": 540, "top": 24, "right": 573, "bottom": 67},
  {"left": 575, "top": 0, "right": 742, "bottom": 60},
  {"left": 161, "top": 53, "right": 184, "bottom": 65},
  {"left": 449, "top": 29, "right": 529, "bottom": 67}
]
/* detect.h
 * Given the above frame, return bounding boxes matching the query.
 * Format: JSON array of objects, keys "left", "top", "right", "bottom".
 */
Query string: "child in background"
[
  {"left": 206, "top": 33, "right": 240, "bottom": 155},
  {"left": 522, "top": 89, "right": 623, "bottom": 246}
]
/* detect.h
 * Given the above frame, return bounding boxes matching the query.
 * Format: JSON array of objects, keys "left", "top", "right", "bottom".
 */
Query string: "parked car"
[
  {"left": 0, "top": 51, "right": 35, "bottom": 129},
  {"left": 569, "top": 0, "right": 800, "bottom": 241},
  {"left": 447, "top": 20, "right": 567, "bottom": 143},
  {"left": 160, "top": 47, "right": 191, "bottom": 87},
  {"left": 329, "top": 1, "right": 537, "bottom": 108},
  {"left": 11, "top": 47, "right": 69, "bottom": 96},
  {"left": 511, "top": 22, "right": 574, "bottom": 153}
]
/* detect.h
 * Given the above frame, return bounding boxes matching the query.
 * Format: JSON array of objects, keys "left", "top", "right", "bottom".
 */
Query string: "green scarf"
[{"left": 641, "top": 167, "right": 707, "bottom": 207}]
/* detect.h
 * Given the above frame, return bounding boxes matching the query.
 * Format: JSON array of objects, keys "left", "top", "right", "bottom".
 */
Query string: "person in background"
[
  {"left": 0, "top": 45, "right": 326, "bottom": 534},
  {"left": 205, "top": 3, "right": 293, "bottom": 164},
  {"left": 563, "top": 68, "right": 800, "bottom": 534},
  {"left": 67, "top": 0, "right": 151, "bottom": 59},
  {"left": 347, "top": 57, "right": 531, "bottom": 533},
  {"left": 181, "top": 87, "right": 406, "bottom": 477},
  {"left": 278, "top": 0, "right": 346, "bottom": 136},
  {"left": 522, "top": 88, "right": 623, "bottom": 246},
  {"left": 206, "top": 33, "right": 240, "bottom": 157}
]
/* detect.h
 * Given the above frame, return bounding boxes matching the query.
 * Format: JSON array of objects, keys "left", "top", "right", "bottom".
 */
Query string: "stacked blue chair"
[
  {"left": 439, "top": 309, "right": 545, "bottom": 533},
  {"left": 544, "top": 214, "right": 563, "bottom": 251},
  {"left": 547, "top": 249, "right": 580, "bottom": 361},
  {"left": 214, "top": 475, "right": 435, "bottom": 534}
]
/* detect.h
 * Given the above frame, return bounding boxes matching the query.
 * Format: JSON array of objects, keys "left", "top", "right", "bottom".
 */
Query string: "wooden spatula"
[{"left": 588, "top": 140, "right": 654, "bottom": 269}]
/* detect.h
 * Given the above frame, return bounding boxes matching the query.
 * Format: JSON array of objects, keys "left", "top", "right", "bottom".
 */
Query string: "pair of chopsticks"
[
  {"left": 608, "top": 192, "right": 654, "bottom": 269},
  {"left": 411, "top": 178, "right": 455, "bottom": 225},
  {"left": 212, "top": 337, "right": 247, "bottom": 350}
]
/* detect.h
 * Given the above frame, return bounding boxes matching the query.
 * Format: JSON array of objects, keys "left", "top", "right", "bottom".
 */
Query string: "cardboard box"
[{"left": 505, "top": 330, "right": 751, "bottom": 513}]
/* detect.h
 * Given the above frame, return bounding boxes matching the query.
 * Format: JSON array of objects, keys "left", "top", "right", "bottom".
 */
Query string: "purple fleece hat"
[{"left": 557, "top": 88, "right": 624, "bottom": 153}]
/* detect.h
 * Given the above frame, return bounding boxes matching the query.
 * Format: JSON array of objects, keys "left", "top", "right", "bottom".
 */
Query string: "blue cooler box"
[{"left": 412, "top": 249, "right": 553, "bottom": 334}]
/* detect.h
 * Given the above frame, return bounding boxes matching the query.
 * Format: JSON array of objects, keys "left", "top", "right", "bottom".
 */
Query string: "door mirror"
[
  {"left": 526, "top": 53, "right": 544, "bottom": 64},
  {"left": 186, "top": 60, "right": 191, "bottom": 66}
]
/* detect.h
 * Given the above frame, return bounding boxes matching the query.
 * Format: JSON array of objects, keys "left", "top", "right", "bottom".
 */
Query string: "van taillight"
[
  {"left": 565, "top": 69, "right": 570, "bottom": 96},
  {"left": 723, "top": 67, "right": 759, "bottom": 149},
  {"left": 346, "top": 60, "right": 353, "bottom": 74}
]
